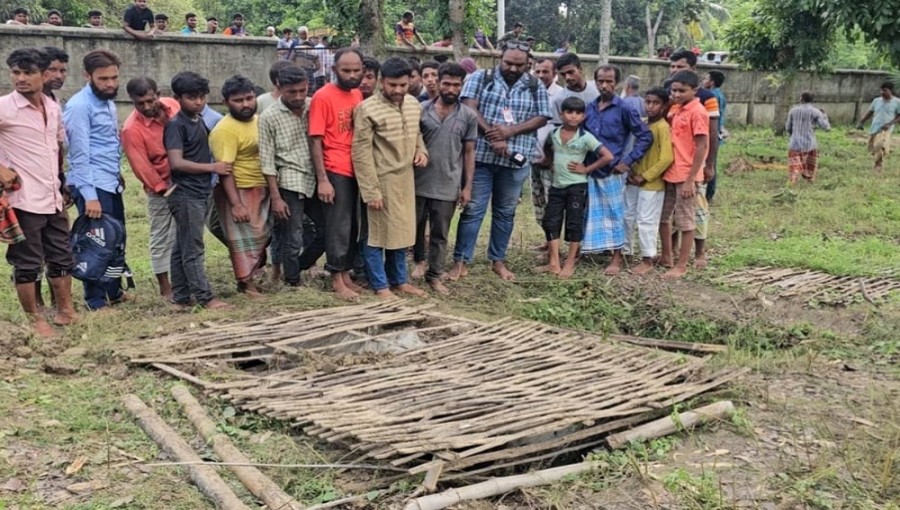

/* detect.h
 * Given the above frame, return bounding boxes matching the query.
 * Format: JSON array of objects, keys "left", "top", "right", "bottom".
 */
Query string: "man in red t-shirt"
[{"left": 309, "top": 48, "right": 365, "bottom": 300}]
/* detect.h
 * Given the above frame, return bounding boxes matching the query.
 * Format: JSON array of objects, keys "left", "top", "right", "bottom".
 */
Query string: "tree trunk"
[
  {"left": 773, "top": 73, "right": 795, "bottom": 135},
  {"left": 646, "top": 4, "right": 665, "bottom": 58},
  {"left": 359, "top": 0, "right": 385, "bottom": 57},
  {"left": 449, "top": 0, "right": 468, "bottom": 59},
  {"left": 598, "top": 0, "right": 612, "bottom": 63}
]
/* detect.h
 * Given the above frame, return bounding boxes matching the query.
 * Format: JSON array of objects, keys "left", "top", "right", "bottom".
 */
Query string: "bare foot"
[
  {"left": 374, "top": 288, "right": 399, "bottom": 300},
  {"left": 162, "top": 292, "right": 174, "bottom": 303},
  {"left": 492, "top": 261, "right": 516, "bottom": 281},
  {"left": 631, "top": 261, "right": 654, "bottom": 275},
  {"left": 333, "top": 287, "right": 360, "bottom": 301},
  {"left": 534, "top": 264, "right": 561, "bottom": 275},
  {"left": 53, "top": 310, "right": 79, "bottom": 326},
  {"left": 428, "top": 279, "right": 450, "bottom": 295},
  {"left": 204, "top": 299, "right": 232, "bottom": 310},
  {"left": 392, "top": 283, "right": 429, "bottom": 298},
  {"left": 662, "top": 266, "right": 688, "bottom": 280},
  {"left": 557, "top": 265, "right": 576, "bottom": 280},
  {"left": 604, "top": 261, "right": 622, "bottom": 276},
  {"left": 342, "top": 273, "right": 365, "bottom": 293},
  {"left": 410, "top": 261, "right": 427, "bottom": 279},
  {"left": 29, "top": 315, "right": 57, "bottom": 338},
  {"left": 307, "top": 265, "right": 328, "bottom": 278},
  {"left": 655, "top": 256, "right": 674, "bottom": 269},
  {"left": 446, "top": 262, "right": 468, "bottom": 281},
  {"left": 693, "top": 256, "right": 708, "bottom": 270}
]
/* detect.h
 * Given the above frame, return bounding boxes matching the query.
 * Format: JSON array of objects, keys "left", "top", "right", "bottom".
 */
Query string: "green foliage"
[
  {"left": 819, "top": 0, "right": 900, "bottom": 67},
  {"left": 663, "top": 468, "right": 731, "bottom": 509}
]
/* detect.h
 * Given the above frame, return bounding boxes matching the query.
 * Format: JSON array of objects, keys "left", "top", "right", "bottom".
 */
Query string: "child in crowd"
[
  {"left": 163, "top": 71, "right": 232, "bottom": 309},
  {"left": 624, "top": 86, "right": 674, "bottom": 275},
  {"left": 538, "top": 97, "right": 613, "bottom": 279},
  {"left": 659, "top": 71, "right": 709, "bottom": 280}
]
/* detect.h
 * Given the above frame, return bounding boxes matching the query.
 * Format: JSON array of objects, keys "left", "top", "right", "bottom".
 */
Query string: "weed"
[{"left": 663, "top": 467, "right": 732, "bottom": 509}]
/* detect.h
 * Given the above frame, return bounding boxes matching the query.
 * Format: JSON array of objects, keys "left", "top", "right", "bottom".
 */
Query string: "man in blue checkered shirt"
[{"left": 448, "top": 42, "right": 551, "bottom": 282}]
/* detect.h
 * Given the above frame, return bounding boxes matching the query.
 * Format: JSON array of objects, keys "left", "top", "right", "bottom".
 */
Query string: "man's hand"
[
  {"left": 567, "top": 161, "right": 588, "bottom": 174},
  {"left": 232, "top": 203, "right": 251, "bottom": 223},
  {"left": 490, "top": 140, "right": 509, "bottom": 156},
  {"left": 118, "top": 174, "right": 126, "bottom": 191},
  {"left": 856, "top": 123, "right": 865, "bottom": 131},
  {"left": 629, "top": 174, "right": 645, "bottom": 186},
  {"left": 458, "top": 186, "right": 472, "bottom": 208},
  {"left": 85, "top": 199, "right": 102, "bottom": 219},
  {"left": 681, "top": 182, "right": 697, "bottom": 199},
  {"left": 486, "top": 125, "right": 514, "bottom": 142},
  {"left": 0, "top": 166, "right": 17, "bottom": 189},
  {"left": 368, "top": 199, "right": 384, "bottom": 211},
  {"left": 61, "top": 188, "right": 74, "bottom": 208},
  {"left": 413, "top": 152, "right": 429, "bottom": 167},
  {"left": 212, "top": 162, "right": 233, "bottom": 176},
  {"left": 703, "top": 163, "right": 716, "bottom": 183},
  {"left": 882, "top": 123, "right": 892, "bottom": 132},
  {"left": 613, "top": 162, "right": 630, "bottom": 174},
  {"left": 317, "top": 180, "right": 335, "bottom": 203},
  {"left": 271, "top": 197, "right": 291, "bottom": 220}
]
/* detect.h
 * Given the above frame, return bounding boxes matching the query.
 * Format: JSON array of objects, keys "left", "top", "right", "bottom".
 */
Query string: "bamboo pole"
[
  {"left": 170, "top": 385, "right": 303, "bottom": 510},
  {"left": 606, "top": 400, "right": 735, "bottom": 449},
  {"left": 122, "top": 394, "right": 250, "bottom": 510}
]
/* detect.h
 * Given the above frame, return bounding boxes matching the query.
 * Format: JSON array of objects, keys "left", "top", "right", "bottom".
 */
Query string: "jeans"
[
  {"left": 414, "top": 196, "right": 457, "bottom": 281},
  {"left": 362, "top": 245, "right": 408, "bottom": 291},
  {"left": 71, "top": 187, "right": 126, "bottom": 310},
  {"left": 453, "top": 162, "right": 530, "bottom": 264},
  {"left": 706, "top": 150, "right": 719, "bottom": 202},
  {"left": 323, "top": 173, "right": 359, "bottom": 273},
  {"left": 273, "top": 189, "right": 307, "bottom": 285},
  {"left": 168, "top": 190, "right": 214, "bottom": 305}
]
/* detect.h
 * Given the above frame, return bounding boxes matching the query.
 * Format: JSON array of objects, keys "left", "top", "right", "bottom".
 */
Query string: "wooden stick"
[
  {"left": 152, "top": 363, "right": 211, "bottom": 388},
  {"left": 170, "top": 385, "right": 303, "bottom": 510},
  {"left": 606, "top": 401, "right": 735, "bottom": 449},
  {"left": 305, "top": 491, "right": 384, "bottom": 510},
  {"left": 122, "top": 394, "right": 250, "bottom": 510},
  {"left": 612, "top": 336, "right": 727, "bottom": 354},
  {"left": 403, "top": 462, "right": 593, "bottom": 510},
  {"left": 144, "top": 460, "right": 408, "bottom": 472}
]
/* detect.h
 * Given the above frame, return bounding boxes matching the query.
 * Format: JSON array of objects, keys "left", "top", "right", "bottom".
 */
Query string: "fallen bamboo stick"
[
  {"left": 122, "top": 394, "right": 250, "bottom": 510},
  {"left": 144, "top": 460, "right": 408, "bottom": 472},
  {"left": 170, "top": 385, "right": 303, "bottom": 510},
  {"left": 606, "top": 400, "right": 735, "bottom": 449}
]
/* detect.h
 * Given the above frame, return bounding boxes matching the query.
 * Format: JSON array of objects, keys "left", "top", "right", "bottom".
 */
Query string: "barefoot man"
[
  {"left": 450, "top": 41, "right": 551, "bottom": 281},
  {"left": 352, "top": 57, "right": 429, "bottom": 299},
  {"left": 0, "top": 48, "right": 79, "bottom": 336}
]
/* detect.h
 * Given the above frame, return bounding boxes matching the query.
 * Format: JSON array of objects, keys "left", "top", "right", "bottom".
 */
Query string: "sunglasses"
[{"left": 504, "top": 41, "right": 532, "bottom": 53}]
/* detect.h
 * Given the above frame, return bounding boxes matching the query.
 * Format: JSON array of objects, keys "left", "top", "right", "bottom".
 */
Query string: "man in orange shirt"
[
  {"left": 395, "top": 11, "right": 427, "bottom": 50},
  {"left": 121, "top": 77, "right": 180, "bottom": 300},
  {"left": 659, "top": 70, "right": 708, "bottom": 280}
]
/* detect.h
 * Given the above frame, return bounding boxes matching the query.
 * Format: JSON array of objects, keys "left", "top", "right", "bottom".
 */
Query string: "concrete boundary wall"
[{"left": 0, "top": 26, "right": 888, "bottom": 126}]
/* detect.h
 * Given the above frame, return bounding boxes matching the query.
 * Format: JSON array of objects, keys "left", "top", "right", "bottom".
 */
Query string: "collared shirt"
[
  {"left": 63, "top": 84, "right": 121, "bottom": 201},
  {"left": 665, "top": 98, "right": 709, "bottom": 183},
  {"left": 786, "top": 103, "right": 830, "bottom": 152},
  {"left": 584, "top": 95, "right": 651, "bottom": 173},
  {"left": 209, "top": 114, "right": 265, "bottom": 189},
  {"left": 0, "top": 92, "right": 66, "bottom": 214},
  {"left": 122, "top": 97, "right": 180, "bottom": 194},
  {"left": 417, "top": 100, "right": 479, "bottom": 201},
  {"left": 868, "top": 96, "right": 900, "bottom": 134},
  {"left": 460, "top": 67, "right": 551, "bottom": 168},
  {"left": 259, "top": 98, "right": 316, "bottom": 198},
  {"left": 550, "top": 127, "right": 601, "bottom": 187}
]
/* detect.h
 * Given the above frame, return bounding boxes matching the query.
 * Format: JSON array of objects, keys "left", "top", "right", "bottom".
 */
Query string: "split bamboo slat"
[{"left": 719, "top": 267, "right": 900, "bottom": 305}]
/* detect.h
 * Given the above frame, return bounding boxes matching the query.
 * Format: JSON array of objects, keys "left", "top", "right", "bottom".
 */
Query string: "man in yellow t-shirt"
[{"left": 209, "top": 75, "right": 270, "bottom": 297}]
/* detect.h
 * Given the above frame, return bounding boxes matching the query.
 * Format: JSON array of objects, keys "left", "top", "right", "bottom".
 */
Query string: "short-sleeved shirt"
[
  {"left": 417, "top": 101, "right": 479, "bottom": 201},
  {"left": 550, "top": 127, "right": 601, "bottom": 187},
  {"left": 460, "top": 67, "right": 552, "bottom": 168},
  {"left": 395, "top": 21, "right": 417, "bottom": 44},
  {"left": 256, "top": 92, "right": 277, "bottom": 113},
  {"left": 163, "top": 111, "right": 214, "bottom": 198},
  {"left": 123, "top": 5, "right": 154, "bottom": 31},
  {"left": 550, "top": 82, "right": 600, "bottom": 124},
  {"left": 308, "top": 82, "right": 363, "bottom": 177},
  {"left": 665, "top": 98, "right": 709, "bottom": 183},
  {"left": 868, "top": 96, "right": 900, "bottom": 134},
  {"left": 209, "top": 115, "right": 265, "bottom": 189}
]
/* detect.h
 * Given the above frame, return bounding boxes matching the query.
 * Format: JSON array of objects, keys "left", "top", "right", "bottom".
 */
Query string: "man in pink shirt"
[
  {"left": 0, "top": 48, "right": 78, "bottom": 337},
  {"left": 122, "top": 77, "right": 181, "bottom": 300}
]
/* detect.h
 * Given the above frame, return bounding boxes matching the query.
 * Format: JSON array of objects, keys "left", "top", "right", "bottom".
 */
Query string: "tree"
[
  {"left": 598, "top": 0, "right": 611, "bottom": 62},
  {"left": 819, "top": 0, "right": 900, "bottom": 67},
  {"left": 723, "top": 0, "right": 835, "bottom": 134}
]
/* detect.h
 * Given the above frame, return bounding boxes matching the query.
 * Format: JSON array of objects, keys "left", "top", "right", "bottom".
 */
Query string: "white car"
[{"left": 701, "top": 51, "right": 729, "bottom": 64}]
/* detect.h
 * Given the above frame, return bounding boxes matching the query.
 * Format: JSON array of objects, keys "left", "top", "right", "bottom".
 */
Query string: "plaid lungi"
[
  {"left": 210, "top": 186, "right": 272, "bottom": 282},
  {"left": 788, "top": 149, "right": 818, "bottom": 182},
  {"left": 868, "top": 131, "right": 891, "bottom": 167},
  {"left": 0, "top": 192, "right": 25, "bottom": 244},
  {"left": 531, "top": 164, "right": 552, "bottom": 226},
  {"left": 582, "top": 173, "right": 626, "bottom": 253}
]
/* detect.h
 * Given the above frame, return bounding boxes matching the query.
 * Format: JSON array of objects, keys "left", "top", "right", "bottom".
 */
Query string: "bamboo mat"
[
  {"left": 718, "top": 266, "right": 900, "bottom": 305},
  {"left": 123, "top": 302, "right": 738, "bottom": 477}
]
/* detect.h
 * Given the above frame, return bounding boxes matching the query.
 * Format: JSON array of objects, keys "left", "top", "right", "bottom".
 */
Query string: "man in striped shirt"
[{"left": 786, "top": 92, "right": 830, "bottom": 184}]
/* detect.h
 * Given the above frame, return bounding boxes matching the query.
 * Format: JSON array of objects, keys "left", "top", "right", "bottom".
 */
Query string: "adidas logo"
[{"left": 86, "top": 228, "right": 107, "bottom": 247}]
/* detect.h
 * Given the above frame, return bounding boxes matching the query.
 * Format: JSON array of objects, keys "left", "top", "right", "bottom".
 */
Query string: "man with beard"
[
  {"left": 352, "top": 57, "right": 429, "bottom": 300},
  {"left": 360, "top": 57, "right": 380, "bottom": 99},
  {"left": 410, "top": 63, "right": 477, "bottom": 294},
  {"left": 64, "top": 49, "right": 129, "bottom": 310},
  {"left": 449, "top": 41, "right": 551, "bottom": 281},
  {"left": 45, "top": 10, "right": 63, "bottom": 26},
  {"left": 223, "top": 13, "right": 248, "bottom": 36},
  {"left": 309, "top": 48, "right": 365, "bottom": 300},
  {"left": 582, "top": 64, "right": 652, "bottom": 275},
  {"left": 181, "top": 13, "right": 198, "bottom": 34},
  {"left": 121, "top": 77, "right": 179, "bottom": 300},
  {"left": 0, "top": 48, "right": 78, "bottom": 337},
  {"left": 209, "top": 75, "right": 268, "bottom": 297},
  {"left": 41, "top": 47, "right": 67, "bottom": 103}
]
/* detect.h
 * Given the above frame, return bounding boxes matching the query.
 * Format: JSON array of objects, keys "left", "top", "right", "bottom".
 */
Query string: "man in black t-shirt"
[
  {"left": 163, "top": 71, "right": 232, "bottom": 309},
  {"left": 123, "top": 0, "right": 156, "bottom": 40}
]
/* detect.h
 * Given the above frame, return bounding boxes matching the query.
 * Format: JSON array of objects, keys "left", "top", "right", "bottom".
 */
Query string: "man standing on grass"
[
  {"left": 121, "top": 77, "right": 180, "bottom": 301},
  {"left": 209, "top": 75, "right": 269, "bottom": 297},
  {"left": 0, "top": 48, "right": 79, "bottom": 337},
  {"left": 856, "top": 81, "right": 900, "bottom": 172},
  {"left": 786, "top": 92, "right": 830, "bottom": 185},
  {"left": 352, "top": 57, "right": 429, "bottom": 299},
  {"left": 64, "top": 49, "right": 129, "bottom": 311}
]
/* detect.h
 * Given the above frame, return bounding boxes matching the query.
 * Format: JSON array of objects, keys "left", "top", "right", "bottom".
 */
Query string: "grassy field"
[{"left": 0, "top": 126, "right": 898, "bottom": 509}]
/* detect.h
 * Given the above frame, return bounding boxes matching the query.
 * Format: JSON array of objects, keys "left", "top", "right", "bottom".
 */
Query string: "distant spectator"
[
  {"left": 296, "top": 26, "right": 309, "bottom": 45},
  {"left": 85, "top": 10, "right": 103, "bottom": 28},
  {"left": 222, "top": 13, "right": 247, "bottom": 36},
  {"left": 432, "top": 34, "right": 452, "bottom": 48},
  {"left": 45, "top": 9, "right": 63, "bottom": 26},
  {"left": 277, "top": 28, "right": 293, "bottom": 58},
  {"left": 313, "top": 37, "right": 331, "bottom": 88},
  {"left": 395, "top": 11, "right": 427, "bottom": 50},
  {"left": 6, "top": 7, "right": 28, "bottom": 25},
  {"left": 360, "top": 56, "right": 380, "bottom": 99},
  {"left": 154, "top": 13, "right": 168, "bottom": 32},
  {"left": 266, "top": 26, "right": 277, "bottom": 39},
  {"left": 42, "top": 47, "right": 69, "bottom": 102},
  {"left": 290, "top": 41, "right": 321, "bottom": 94},
  {"left": 203, "top": 16, "right": 218, "bottom": 34},
  {"left": 123, "top": 0, "right": 155, "bottom": 40},
  {"left": 181, "top": 12, "right": 198, "bottom": 34},
  {"left": 524, "top": 36, "right": 536, "bottom": 50},
  {"left": 499, "top": 22, "right": 525, "bottom": 46},
  {"left": 622, "top": 75, "right": 646, "bottom": 117},
  {"left": 472, "top": 27, "right": 494, "bottom": 52},
  {"left": 555, "top": 41, "right": 570, "bottom": 55}
]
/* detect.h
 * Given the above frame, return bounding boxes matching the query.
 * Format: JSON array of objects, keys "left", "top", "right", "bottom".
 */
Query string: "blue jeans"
[
  {"left": 362, "top": 244, "right": 408, "bottom": 291},
  {"left": 453, "top": 162, "right": 530, "bottom": 264},
  {"left": 71, "top": 187, "right": 126, "bottom": 310}
]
